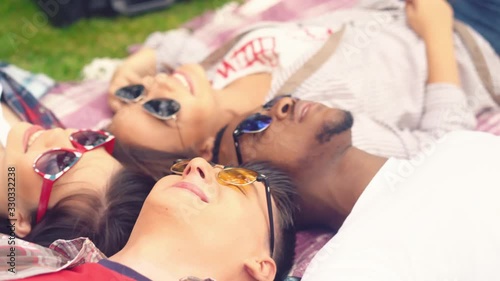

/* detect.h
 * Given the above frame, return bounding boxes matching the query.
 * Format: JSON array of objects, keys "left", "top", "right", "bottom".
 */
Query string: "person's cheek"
[
  {"left": 22, "top": 153, "right": 45, "bottom": 205},
  {"left": 240, "top": 137, "right": 262, "bottom": 162}
]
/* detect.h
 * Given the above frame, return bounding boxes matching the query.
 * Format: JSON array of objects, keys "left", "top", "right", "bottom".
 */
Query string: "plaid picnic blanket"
[
  {"left": 0, "top": 64, "right": 63, "bottom": 129},
  {"left": 0, "top": 233, "right": 105, "bottom": 280}
]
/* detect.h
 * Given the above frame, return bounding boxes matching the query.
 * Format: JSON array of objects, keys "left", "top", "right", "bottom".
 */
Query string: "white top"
[
  {"left": 302, "top": 131, "right": 500, "bottom": 281},
  {"left": 205, "top": 25, "right": 334, "bottom": 90},
  {"left": 0, "top": 84, "right": 11, "bottom": 147},
  {"left": 145, "top": 7, "right": 500, "bottom": 158}
]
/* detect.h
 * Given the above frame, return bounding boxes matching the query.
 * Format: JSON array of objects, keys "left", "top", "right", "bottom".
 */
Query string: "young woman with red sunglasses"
[
  {"left": 0, "top": 122, "right": 153, "bottom": 256},
  {"left": 1, "top": 121, "right": 120, "bottom": 232}
]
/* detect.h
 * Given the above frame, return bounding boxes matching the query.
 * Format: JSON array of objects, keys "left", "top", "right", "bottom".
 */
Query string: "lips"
[
  {"left": 172, "top": 71, "right": 194, "bottom": 96},
  {"left": 23, "top": 125, "right": 44, "bottom": 152},
  {"left": 172, "top": 181, "right": 209, "bottom": 203},
  {"left": 294, "top": 101, "right": 315, "bottom": 123}
]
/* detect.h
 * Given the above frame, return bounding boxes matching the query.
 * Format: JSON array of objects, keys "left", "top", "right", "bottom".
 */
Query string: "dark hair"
[
  {"left": 0, "top": 167, "right": 155, "bottom": 257},
  {"left": 92, "top": 168, "right": 156, "bottom": 255},
  {"left": 1, "top": 192, "right": 103, "bottom": 247},
  {"left": 112, "top": 139, "right": 194, "bottom": 181},
  {"left": 240, "top": 161, "right": 297, "bottom": 281}
]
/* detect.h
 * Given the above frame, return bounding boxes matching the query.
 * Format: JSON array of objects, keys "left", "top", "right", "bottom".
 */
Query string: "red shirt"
[{"left": 20, "top": 260, "right": 148, "bottom": 281}]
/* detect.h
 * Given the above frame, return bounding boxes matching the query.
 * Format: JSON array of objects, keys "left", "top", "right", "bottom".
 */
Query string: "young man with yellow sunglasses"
[{"left": 6, "top": 158, "right": 297, "bottom": 281}]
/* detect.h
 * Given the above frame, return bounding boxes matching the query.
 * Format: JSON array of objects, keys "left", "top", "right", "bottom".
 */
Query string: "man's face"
[
  {"left": 133, "top": 158, "right": 276, "bottom": 276},
  {"left": 217, "top": 97, "right": 354, "bottom": 173}
]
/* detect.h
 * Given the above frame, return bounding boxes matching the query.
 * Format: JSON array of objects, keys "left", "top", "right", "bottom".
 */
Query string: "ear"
[
  {"left": 11, "top": 210, "right": 32, "bottom": 238},
  {"left": 244, "top": 256, "right": 277, "bottom": 281},
  {"left": 195, "top": 137, "right": 215, "bottom": 161}
]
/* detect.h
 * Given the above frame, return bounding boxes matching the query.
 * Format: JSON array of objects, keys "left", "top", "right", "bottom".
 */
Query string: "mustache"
[{"left": 316, "top": 110, "right": 353, "bottom": 144}]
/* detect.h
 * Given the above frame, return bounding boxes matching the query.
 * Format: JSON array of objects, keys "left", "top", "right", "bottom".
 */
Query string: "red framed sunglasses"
[{"left": 33, "top": 129, "right": 115, "bottom": 223}]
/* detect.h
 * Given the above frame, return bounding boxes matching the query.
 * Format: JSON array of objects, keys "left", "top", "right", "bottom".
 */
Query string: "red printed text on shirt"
[{"left": 216, "top": 37, "right": 278, "bottom": 79}]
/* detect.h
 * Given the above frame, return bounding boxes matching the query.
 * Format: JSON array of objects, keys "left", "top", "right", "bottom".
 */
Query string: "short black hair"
[
  {"left": 92, "top": 168, "right": 156, "bottom": 255},
  {"left": 211, "top": 125, "right": 228, "bottom": 164},
  {"left": 240, "top": 161, "right": 297, "bottom": 281},
  {"left": 112, "top": 139, "right": 194, "bottom": 181}
]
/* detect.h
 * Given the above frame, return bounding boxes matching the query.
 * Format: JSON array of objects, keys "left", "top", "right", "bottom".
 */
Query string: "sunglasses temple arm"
[
  {"left": 36, "top": 179, "right": 54, "bottom": 223},
  {"left": 174, "top": 117, "right": 187, "bottom": 151},
  {"left": 105, "top": 138, "right": 116, "bottom": 154},
  {"left": 260, "top": 175, "right": 275, "bottom": 257},
  {"left": 233, "top": 133, "right": 243, "bottom": 165}
]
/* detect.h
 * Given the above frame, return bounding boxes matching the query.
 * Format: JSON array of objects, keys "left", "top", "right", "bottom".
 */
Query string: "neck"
[
  {"left": 110, "top": 227, "right": 233, "bottom": 281},
  {"left": 296, "top": 147, "right": 387, "bottom": 229}
]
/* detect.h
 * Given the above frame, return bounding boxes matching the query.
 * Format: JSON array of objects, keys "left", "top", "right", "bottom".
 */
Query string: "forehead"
[{"left": 110, "top": 105, "right": 182, "bottom": 152}]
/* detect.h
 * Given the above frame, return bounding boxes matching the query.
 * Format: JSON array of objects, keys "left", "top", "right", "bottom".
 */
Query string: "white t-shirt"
[
  {"left": 205, "top": 24, "right": 334, "bottom": 90},
  {"left": 0, "top": 84, "right": 11, "bottom": 146},
  {"left": 302, "top": 131, "right": 500, "bottom": 281}
]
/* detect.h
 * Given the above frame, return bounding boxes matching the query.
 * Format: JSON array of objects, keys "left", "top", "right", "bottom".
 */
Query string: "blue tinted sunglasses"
[{"left": 232, "top": 95, "right": 293, "bottom": 164}]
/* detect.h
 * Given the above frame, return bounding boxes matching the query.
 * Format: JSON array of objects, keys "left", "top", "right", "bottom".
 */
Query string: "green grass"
[{"left": 0, "top": 0, "right": 235, "bottom": 81}]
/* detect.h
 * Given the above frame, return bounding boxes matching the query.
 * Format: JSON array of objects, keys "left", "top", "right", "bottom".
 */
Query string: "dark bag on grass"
[
  {"left": 35, "top": 0, "right": 177, "bottom": 27},
  {"left": 35, "top": 0, "right": 116, "bottom": 27}
]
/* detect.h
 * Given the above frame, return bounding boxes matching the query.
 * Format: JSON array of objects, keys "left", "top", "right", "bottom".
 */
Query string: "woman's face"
[
  {"left": 0, "top": 122, "right": 122, "bottom": 227},
  {"left": 110, "top": 64, "right": 220, "bottom": 155}
]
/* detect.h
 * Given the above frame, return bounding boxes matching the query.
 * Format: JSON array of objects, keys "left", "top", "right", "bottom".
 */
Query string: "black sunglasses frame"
[
  {"left": 233, "top": 113, "right": 272, "bottom": 165},
  {"left": 233, "top": 95, "right": 295, "bottom": 165}
]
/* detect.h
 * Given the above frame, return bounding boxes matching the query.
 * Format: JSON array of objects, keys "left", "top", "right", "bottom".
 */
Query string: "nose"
[
  {"left": 141, "top": 75, "right": 155, "bottom": 90},
  {"left": 144, "top": 73, "right": 173, "bottom": 99},
  {"left": 41, "top": 128, "right": 74, "bottom": 149},
  {"left": 182, "top": 157, "right": 214, "bottom": 184},
  {"left": 270, "top": 97, "right": 294, "bottom": 120}
]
